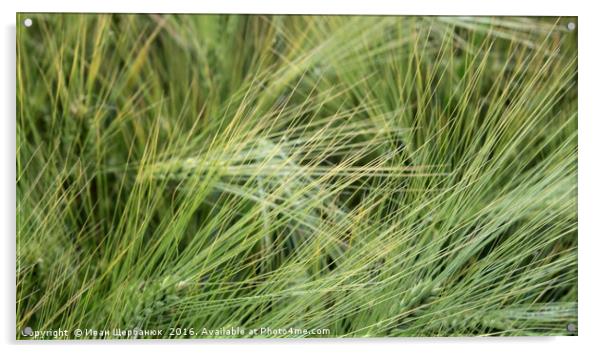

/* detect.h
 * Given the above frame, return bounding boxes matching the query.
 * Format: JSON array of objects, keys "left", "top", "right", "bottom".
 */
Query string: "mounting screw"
[
  {"left": 567, "top": 323, "right": 577, "bottom": 333},
  {"left": 23, "top": 18, "right": 33, "bottom": 28},
  {"left": 567, "top": 22, "right": 576, "bottom": 31},
  {"left": 22, "top": 326, "right": 33, "bottom": 336}
]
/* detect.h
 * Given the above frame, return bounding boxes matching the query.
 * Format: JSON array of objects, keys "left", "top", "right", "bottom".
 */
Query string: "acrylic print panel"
[{"left": 16, "top": 13, "right": 578, "bottom": 339}]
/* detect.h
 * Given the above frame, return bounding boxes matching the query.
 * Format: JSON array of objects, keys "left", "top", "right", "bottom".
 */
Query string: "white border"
[
  {"left": 6, "top": 1, "right": 582, "bottom": 15},
  {"left": 2, "top": 1, "right": 600, "bottom": 352}
]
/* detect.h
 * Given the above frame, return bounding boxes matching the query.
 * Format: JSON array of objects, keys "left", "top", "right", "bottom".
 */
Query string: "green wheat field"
[{"left": 16, "top": 14, "right": 578, "bottom": 339}]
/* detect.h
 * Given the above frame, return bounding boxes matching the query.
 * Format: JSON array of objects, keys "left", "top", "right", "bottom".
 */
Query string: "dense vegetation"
[{"left": 17, "top": 14, "right": 577, "bottom": 338}]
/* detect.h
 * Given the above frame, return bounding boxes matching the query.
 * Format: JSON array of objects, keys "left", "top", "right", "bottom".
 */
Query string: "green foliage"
[{"left": 17, "top": 14, "right": 577, "bottom": 338}]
